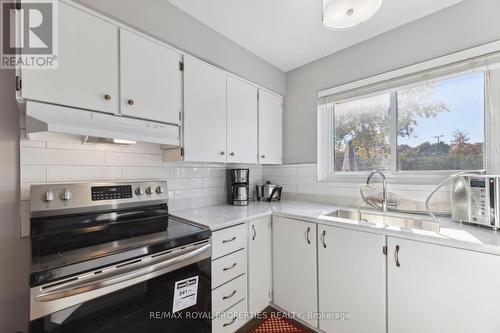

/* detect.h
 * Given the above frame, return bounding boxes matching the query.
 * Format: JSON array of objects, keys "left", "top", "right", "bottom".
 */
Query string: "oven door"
[{"left": 30, "top": 241, "right": 212, "bottom": 333}]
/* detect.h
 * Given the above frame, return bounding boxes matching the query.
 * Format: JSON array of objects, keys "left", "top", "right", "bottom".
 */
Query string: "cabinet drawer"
[
  {"left": 212, "top": 249, "right": 247, "bottom": 289},
  {"left": 212, "top": 224, "right": 247, "bottom": 259},
  {"left": 212, "top": 274, "right": 247, "bottom": 314},
  {"left": 212, "top": 299, "right": 247, "bottom": 333}
]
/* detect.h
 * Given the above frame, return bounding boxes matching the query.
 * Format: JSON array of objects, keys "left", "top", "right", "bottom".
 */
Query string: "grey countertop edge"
[{"left": 171, "top": 201, "right": 500, "bottom": 257}]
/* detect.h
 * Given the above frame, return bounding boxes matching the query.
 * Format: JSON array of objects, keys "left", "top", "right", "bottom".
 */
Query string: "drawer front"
[
  {"left": 212, "top": 224, "right": 247, "bottom": 259},
  {"left": 213, "top": 299, "right": 248, "bottom": 333},
  {"left": 212, "top": 249, "right": 247, "bottom": 289},
  {"left": 212, "top": 274, "right": 247, "bottom": 314}
]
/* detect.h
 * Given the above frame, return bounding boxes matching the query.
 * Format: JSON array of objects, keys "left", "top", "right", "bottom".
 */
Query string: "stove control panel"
[
  {"left": 30, "top": 181, "right": 169, "bottom": 217},
  {"left": 91, "top": 185, "right": 133, "bottom": 201}
]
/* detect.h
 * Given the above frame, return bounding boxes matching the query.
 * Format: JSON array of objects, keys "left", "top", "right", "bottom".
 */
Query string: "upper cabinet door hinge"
[
  {"left": 179, "top": 61, "right": 184, "bottom": 71},
  {"left": 16, "top": 76, "right": 22, "bottom": 91},
  {"left": 383, "top": 245, "right": 387, "bottom": 256},
  {"left": 180, "top": 147, "right": 184, "bottom": 157}
]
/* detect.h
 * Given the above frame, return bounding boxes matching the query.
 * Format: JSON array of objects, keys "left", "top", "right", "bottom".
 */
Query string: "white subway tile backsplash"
[
  {"left": 20, "top": 138, "right": 252, "bottom": 213},
  {"left": 122, "top": 166, "right": 174, "bottom": 180},
  {"left": 173, "top": 177, "right": 204, "bottom": 190},
  {"left": 106, "top": 152, "right": 163, "bottom": 167},
  {"left": 21, "top": 148, "right": 106, "bottom": 166},
  {"left": 175, "top": 167, "right": 211, "bottom": 178},
  {"left": 47, "top": 166, "right": 122, "bottom": 182},
  {"left": 21, "top": 165, "right": 46, "bottom": 183},
  {"left": 203, "top": 177, "right": 225, "bottom": 188}
]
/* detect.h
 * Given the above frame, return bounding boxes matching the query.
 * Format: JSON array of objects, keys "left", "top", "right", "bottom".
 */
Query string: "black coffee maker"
[{"left": 227, "top": 169, "right": 249, "bottom": 206}]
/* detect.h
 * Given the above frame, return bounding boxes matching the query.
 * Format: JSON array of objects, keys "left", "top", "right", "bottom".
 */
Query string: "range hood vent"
[{"left": 25, "top": 101, "right": 180, "bottom": 147}]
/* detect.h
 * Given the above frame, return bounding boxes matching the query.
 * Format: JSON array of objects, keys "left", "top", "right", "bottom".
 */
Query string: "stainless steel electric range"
[{"left": 28, "top": 181, "right": 212, "bottom": 333}]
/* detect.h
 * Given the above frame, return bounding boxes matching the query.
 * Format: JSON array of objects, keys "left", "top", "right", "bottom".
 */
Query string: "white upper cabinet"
[
  {"left": 273, "top": 217, "right": 317, "bottom": 328},
  {"left": 387, "top": 237, "right": 500, "bottom": 333},
  {"left": 258, "top": 89, "right": 283, "bottom": 164},
  {"left": 183, "top": 57, "right": 227, "bottom": 163},
  {"left": 226, "top": 76, "right": 258, "bottom": 164},
  {"left": 248, "top": 217, "right": 272, "bottom": 314},
  {"left": 21, "top": 2, "right": 119, "bottom": 114},
  {"left": 318, "top": 225, "right": 386, "bottom": 333},
  {"left": 119, "top": 29, "right": 181, "bottom": 124}
]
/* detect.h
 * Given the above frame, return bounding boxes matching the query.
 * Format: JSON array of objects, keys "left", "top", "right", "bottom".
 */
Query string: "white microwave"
[{"left": 451, "top": 175, "right": 500, "bottom": 229}]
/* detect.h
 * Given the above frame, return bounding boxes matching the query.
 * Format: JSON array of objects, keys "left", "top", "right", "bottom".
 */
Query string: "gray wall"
[
  {"left": 0, "top": 70, "right": 30, "bottom": 332},
  {"left": 75, "top": 0, "right": 286, "bottom": 95},
  {"left": 284, "top": 0, "right": 500, "bottom": 163}
]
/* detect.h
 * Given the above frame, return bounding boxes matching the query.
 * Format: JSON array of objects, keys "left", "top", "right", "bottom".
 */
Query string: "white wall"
[
  {"left": 284, "top": 0, "right": 500, "bottom": 163},
  {"left": 74, "top": 0, "right": 286, "bottom": 95},
  {"left": 0, "top": 70, "right": 30, "bottom": 332}
]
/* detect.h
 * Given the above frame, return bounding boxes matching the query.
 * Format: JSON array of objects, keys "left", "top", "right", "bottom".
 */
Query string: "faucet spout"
[{"left": 365, "top": 170, "right": 388, "bottom": 212}]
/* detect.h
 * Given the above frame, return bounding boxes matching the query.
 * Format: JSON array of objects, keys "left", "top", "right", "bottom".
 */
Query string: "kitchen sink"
[{"left": 326, "top": 209, "right": 440, "bottom": 232}]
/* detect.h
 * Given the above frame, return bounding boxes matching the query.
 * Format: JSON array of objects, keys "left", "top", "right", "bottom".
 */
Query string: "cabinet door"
[
  {"left": 318, "top": 225, "right": 386, "bottom": 333},
  {"left": 227, "top": 76, "right": 258, "bottom": 164},
  {"left": 248, "top": 217, "right": 272, "bottom": 314},
  {"left": 184, "top": 57, "right": 226, "bottom": 163},
  {"left": 388, "top": 237, "right": 500, "bottom": 333},
  {"left": 21, "top": 2, "right": 118, "bottom": 114},
  {"left": 258, "top": 89, "right": 282, "bottom": 165},
  {"left": 273, "top": 217, "right": 317, "bottom": 328},
  {"left": 120, "top": 29, "right": 181, "bottom": 124}
]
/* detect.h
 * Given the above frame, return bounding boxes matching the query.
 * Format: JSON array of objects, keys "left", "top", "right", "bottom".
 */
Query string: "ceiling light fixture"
[{"left": 322, "top": 0, "right": 382, "bottom": 31}]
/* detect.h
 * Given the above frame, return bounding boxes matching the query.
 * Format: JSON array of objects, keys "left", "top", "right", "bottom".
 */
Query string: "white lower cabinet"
[
  {"left": 248, "top": 217, "right": 272, "bottom": 314},
  {"left": 318, "top": 225, "right": 386, "bottom": 333},
  {"left": 387, "top": 237, "right": 500, "bottom": 333},
  {"left": 272, "top": 217, "right": 317, "bottom": 328}
]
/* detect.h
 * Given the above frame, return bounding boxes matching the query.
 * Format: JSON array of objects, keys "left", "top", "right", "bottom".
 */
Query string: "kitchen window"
[{"left": 318, "top": 65, "right": 495, "bottom": 182}]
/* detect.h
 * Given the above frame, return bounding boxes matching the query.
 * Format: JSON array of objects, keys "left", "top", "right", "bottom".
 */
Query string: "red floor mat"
[{"left": 248, "top": 315, "right": 309, "bottom": 333}]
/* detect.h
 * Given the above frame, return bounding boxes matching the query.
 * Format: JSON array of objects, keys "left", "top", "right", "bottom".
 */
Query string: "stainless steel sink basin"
[{"left": 326, "top": 209, "right": 440, "bottom": 232}]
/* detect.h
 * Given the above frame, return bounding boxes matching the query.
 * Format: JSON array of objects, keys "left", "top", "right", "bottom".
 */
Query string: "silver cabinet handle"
[
  {"left": 251, "top": 225, "right": 256, "bottom": 240},
  {"left": 222, "top": 236, "right": 236, "bottom": 244},
  {"left": 222, "top": 290, "right": 237, "bottom": 300},
  {"left": 223, "top": 317, "right": 237, "bottom": 327},
  {"left": 321, "top": 230, "right": 326, "bottom": 248},
  {"left": 35, "top": 243, "right": 211, "bottom": 302},
  {"left": 223, "top": 263, "right": 237, "bottom": 272},
  {"left": 306, "top": 227, "right": 311, "bottom": 244},
  {"left": 395, "top": 245, "right": 401, "bottom": 267}
]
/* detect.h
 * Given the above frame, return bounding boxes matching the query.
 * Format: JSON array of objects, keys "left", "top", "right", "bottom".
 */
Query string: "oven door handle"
[{"left": 34, "top": 243, "right": 211, "bottom": 303}]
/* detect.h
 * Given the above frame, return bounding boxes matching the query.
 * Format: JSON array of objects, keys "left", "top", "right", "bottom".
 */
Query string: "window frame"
[{"left": 318, "top": 68, "right": 491, "bottom": 185}]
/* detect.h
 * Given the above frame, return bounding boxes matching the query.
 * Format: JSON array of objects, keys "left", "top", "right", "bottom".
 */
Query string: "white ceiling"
[{"left": 168, "top": 0, "right": 463, "bottom": 72}]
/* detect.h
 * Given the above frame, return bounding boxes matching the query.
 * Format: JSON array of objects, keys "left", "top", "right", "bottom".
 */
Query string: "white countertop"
[{"left": 172, "top": 200, "right": 500, "bottom": 256}]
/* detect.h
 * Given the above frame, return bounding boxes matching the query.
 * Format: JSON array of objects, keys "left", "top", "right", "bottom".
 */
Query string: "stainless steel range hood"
[{"left": 24, "top": 101, "right": 180, "bottom": 147}]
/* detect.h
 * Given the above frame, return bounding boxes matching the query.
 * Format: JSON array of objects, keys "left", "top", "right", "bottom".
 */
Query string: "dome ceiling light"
[{"left": 323, "top": 0, "right": 383, "bottom": 30}]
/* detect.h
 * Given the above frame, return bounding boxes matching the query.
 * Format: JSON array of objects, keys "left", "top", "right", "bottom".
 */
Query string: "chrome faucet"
[{"left": 362, "top": 170, "right": 389, "bottom": 212}]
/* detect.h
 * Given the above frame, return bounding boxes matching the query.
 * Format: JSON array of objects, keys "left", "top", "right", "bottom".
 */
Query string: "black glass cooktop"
[{"left": 30, "top": 216, "right": 210, "bottom": 287}]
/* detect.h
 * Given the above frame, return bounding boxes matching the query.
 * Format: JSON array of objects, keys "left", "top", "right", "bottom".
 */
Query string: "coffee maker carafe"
[{"left": 228, "top": 169, "right": 249, "bottom": 206}]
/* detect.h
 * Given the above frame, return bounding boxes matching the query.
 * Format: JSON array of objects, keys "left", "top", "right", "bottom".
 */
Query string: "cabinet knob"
[
  {"left": 230, "top": 152, "right": 235, "bottom": 156},
  {"left": 261, "top": 155, "right": 266, "bottom": 158},
  {"left": 104, "top": 94, "right": 112, "bottom": 101},
  {"left": 127, "top": 99, "right": 135, "bottom": 106},
  {"left": 219, "top": 151, "right": 225, "bottom": 156}
]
